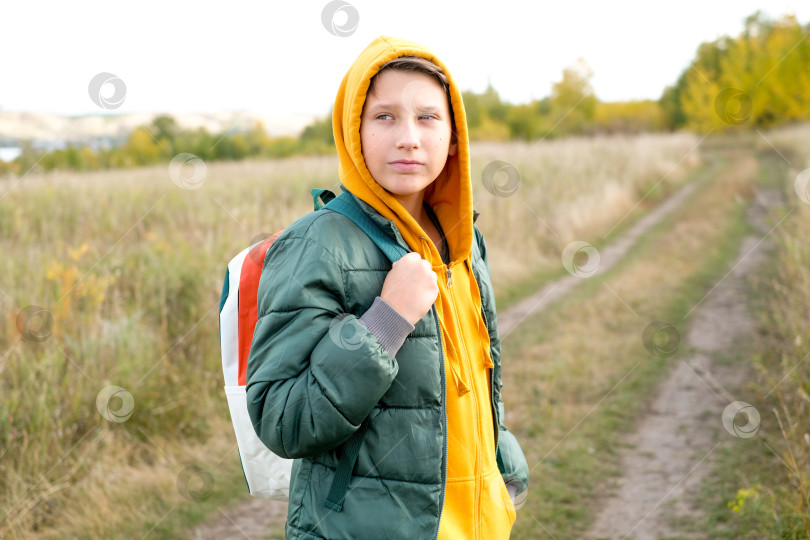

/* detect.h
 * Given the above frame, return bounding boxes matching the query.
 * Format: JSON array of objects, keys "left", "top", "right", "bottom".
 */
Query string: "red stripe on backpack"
[{"left": 238, "top": 232, "right": 282, "bottom": 386}]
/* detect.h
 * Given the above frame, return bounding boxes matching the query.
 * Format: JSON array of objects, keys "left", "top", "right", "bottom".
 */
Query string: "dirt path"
[
  {"left": 582, "top": 186, "right": 780, "bottom": 540},
  {"left": 190, "top": 497, "right": 287, "bottom": 540},
  {"left": 191, "top": 166, "right": 723, "bottom": 540},
  {"left": 499, "top": 175, "right": 704, "bottom": 337}
]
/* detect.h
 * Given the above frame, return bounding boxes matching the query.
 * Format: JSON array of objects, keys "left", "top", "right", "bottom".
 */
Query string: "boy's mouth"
[{"left": 389, "top": 160, "right": 424, "bottom": 171}]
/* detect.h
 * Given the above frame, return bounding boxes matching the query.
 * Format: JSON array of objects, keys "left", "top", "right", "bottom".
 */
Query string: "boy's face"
[{"left": 360, "top": 69, "right": 457, "bottom": 200}]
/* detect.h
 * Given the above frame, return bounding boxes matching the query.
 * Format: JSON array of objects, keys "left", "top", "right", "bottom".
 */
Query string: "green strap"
[
  {"left": 324, "top": 418, "right": 370, "bottom": 512},
  {"left": 319, "top": 190, "right": 405, "bottom": 511},
  {"left": 323, "top": 192, "right": 408, "bottom": 263},
  {"left": 311, "top": 188, "right": 337, "bottom": 210}
]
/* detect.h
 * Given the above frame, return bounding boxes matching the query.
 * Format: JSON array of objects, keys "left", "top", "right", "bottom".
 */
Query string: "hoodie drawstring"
[
  {"left": 463, "top": 259, "right": 494, "bottom": 369},
  {"left": 433, "top": 259, "right": 495, "bottom": 396},
  {"left": 437, "top": 312, "right": 470, "bottom": 396}
]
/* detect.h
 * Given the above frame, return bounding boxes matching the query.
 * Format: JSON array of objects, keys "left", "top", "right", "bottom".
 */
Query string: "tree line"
[
  {"left": 465, "top": 12, "right": 809, "bottom": 137},
  {"left": 661, "top": 12, "right": 809, "bottom": 131},
  {"left": 1, "top": 11, "right": 806, "bottom": 176},
  {"left": 2, "top": 114, "right": 336, "bottom": 176}
]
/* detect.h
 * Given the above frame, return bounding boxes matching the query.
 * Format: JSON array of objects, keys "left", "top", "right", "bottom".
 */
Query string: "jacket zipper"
[{"left": 432, "top": 303, "right": 448, "bottom": 540}]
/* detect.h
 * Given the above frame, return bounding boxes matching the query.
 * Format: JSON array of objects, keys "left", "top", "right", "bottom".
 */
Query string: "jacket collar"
[{"left": 342, "top": 188, "right": 480, "bottom": 251}]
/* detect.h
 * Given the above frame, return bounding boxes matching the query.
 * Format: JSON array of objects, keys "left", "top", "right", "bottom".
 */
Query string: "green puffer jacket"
[{"left": 246, "top": 194, "right": 529, "bottom": 539}]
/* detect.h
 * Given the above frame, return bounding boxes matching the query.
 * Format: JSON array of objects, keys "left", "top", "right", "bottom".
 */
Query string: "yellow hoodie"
[{"left": 333, "top": 36, "right": 516, "bottom": 539}]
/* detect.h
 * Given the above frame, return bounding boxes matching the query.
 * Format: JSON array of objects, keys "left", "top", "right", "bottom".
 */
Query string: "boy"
[{"left": 246, "top": 36, "right": 529, "bottom": 539}]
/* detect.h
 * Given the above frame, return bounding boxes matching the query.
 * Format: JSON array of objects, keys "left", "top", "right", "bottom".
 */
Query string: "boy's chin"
[{"left": 384, "top": 187, "right": 430, "bottom": 199}]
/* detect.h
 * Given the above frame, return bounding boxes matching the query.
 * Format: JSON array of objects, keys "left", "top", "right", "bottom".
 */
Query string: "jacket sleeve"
[
  {"left": 245, "top": 233, "right": 399, "bottom": 459},
  {"left": 474, "top": 226, "right": 530, "bottom": 496}
]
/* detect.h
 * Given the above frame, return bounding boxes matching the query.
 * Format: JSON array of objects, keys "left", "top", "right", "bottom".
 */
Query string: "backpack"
[{"left": 218, "top": 188, "right": 406, "bottom": 503}]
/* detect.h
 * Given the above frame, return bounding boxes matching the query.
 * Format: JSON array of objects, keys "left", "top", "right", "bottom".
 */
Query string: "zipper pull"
[{"left": 446, "top": 267, "right": 452, "bottom": 288}]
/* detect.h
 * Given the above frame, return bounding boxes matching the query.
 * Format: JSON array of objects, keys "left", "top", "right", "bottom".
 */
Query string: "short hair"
[{"left": 367, "top": 56, "right": 455, "bottom": 128}]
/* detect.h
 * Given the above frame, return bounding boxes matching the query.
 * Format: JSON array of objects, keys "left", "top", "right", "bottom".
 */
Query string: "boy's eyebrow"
[
  {"left": 364, "top": 101, "right": 399, "bottom": 110},
  {"left": 364, "top": 102, "right": 443, "bottom": 112}
]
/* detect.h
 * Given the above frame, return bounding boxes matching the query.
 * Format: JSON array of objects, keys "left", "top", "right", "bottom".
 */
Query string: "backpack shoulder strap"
[
  {"left": 319, "top": 191, "right": 407, "bottom": 511},
  {"left": 311, "top": 188, "right": 337, "bottom": 210},
  {"left": 323, "top": 417, "right": 370, "bottom": 512},
  {"left": 323, "top": 191, "right": 408, "bottom": 263}
]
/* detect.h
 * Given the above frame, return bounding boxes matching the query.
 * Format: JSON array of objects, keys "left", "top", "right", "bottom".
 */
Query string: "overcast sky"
[{"left": 2, "top": 0, "right": 808, "bottom": 127}]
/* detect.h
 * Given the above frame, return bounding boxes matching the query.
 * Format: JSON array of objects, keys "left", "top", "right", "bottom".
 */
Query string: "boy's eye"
[{"left": 376, "top": 113, "right": 393, "bottom": 120}]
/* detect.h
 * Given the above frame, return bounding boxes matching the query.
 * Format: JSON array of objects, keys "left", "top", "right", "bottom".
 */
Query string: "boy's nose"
[{"left": 395, "top": 119, "right": 419, "bottom": 149}]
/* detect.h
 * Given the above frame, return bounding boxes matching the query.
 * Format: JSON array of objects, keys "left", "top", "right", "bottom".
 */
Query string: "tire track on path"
[
  {"left": 499, "top": 170, "right": 707, "bottom": 338},
  {"left": 582, "top": 178, "right": 780, "bottom": 540}
]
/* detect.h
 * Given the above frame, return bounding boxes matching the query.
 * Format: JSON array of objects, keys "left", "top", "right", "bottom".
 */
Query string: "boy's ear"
[{"left": 448, "top": 131, "right": 458, "bottom": 156}]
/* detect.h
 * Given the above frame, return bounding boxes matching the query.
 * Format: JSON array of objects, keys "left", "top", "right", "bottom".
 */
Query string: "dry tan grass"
[{"left": 469, "top": 133, "right": 702, "bottom": 286}]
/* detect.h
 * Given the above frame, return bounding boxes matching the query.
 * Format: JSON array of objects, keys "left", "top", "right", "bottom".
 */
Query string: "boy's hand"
[{"left": 380, "top": 252, "right": 439, "bottom": 325}]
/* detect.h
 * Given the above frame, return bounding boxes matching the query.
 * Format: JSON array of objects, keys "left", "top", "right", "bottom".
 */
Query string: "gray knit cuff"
[{"left": 359, "top": 297, "right": 415, "bottom": 357}]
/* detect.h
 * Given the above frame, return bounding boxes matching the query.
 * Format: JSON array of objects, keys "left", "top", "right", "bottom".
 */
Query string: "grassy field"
[
  {"left": 505, "top": 147, "right": 758, "bottom": 538},
  {"left": 1, "top": 128, "right": 780, "bottom": 539},
  {"left": 470, "top": 133, "right": 702, "bottom": 303}
]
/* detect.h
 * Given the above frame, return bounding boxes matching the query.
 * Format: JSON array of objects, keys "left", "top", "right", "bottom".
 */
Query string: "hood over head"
[{"left": 333, "top": 36, "right": 473, "bottom": 265}]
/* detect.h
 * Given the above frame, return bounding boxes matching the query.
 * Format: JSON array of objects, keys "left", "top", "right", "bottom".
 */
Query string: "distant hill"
[{"left": 0, "top": 111, "right": 317, "bottom": 144}]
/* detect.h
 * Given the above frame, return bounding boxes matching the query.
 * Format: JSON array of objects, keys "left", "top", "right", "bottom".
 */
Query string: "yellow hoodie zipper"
[{"left": 444, "top": 262, "right": 483, "bottom": 539}]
